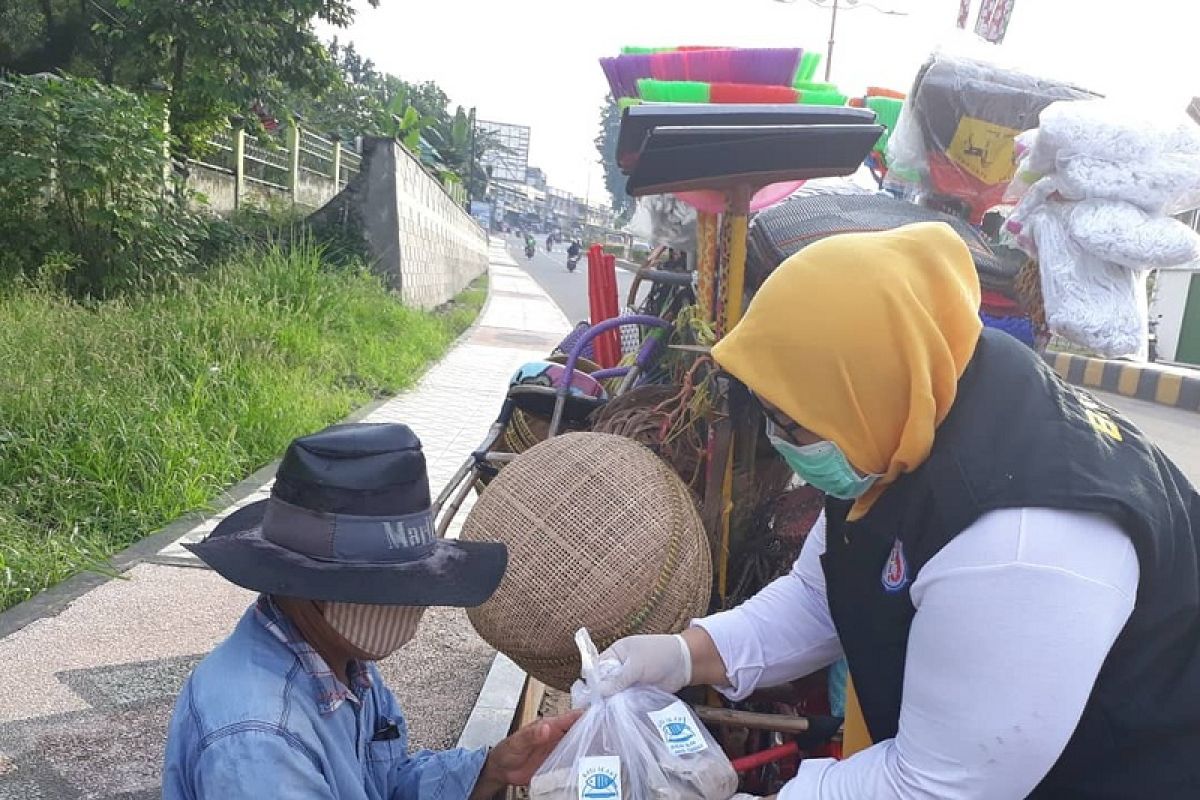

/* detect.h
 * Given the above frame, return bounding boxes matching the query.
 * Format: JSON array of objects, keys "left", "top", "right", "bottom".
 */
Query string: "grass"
[{"left": 0, "top": 238, "right": 486, "bottom": 610}]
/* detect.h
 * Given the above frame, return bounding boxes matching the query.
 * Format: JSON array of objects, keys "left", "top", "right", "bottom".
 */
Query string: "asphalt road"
[
  {"left": 1097, "top": 392, "right": 1200, "bottom": 483},
  {"left": 504, "top": 237, "right": 639, "bottom": 326}
]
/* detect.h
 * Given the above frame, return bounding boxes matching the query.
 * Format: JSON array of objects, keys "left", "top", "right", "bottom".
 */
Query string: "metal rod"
[{"left": 435, "top": 469, "right": 477, "bottom": 538}]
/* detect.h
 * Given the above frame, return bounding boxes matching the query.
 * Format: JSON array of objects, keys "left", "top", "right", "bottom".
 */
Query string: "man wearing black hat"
[{"left": 163, "top": 423, "right": 578, "bottom": 799}]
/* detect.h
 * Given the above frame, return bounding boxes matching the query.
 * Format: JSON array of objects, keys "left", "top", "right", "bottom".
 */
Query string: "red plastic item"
[
  {"left": 586, "top": 246, "right": 621, "bottom": 368},
  {"left": 927, "top": 152, "right": 1011, "bottom": 225},
  {"left": 731, "top": 742, "right": 800, "bottom": 773},
  {"left": 866, "top": 86, "right": 906, "bottom": 100},
  {"left": 709, "top": 83, "right": 799, "bottom": 104},
  {"left": 981, "top": 289, "right": 1021, "bottom": 313}
]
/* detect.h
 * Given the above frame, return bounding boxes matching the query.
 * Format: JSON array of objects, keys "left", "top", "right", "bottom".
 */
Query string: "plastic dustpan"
[
  {"left": 624, "top": 123, "right": 883, "bottom": 196},
  {"left": 617, "top": 103, "right": 876, "bottom": 172}
]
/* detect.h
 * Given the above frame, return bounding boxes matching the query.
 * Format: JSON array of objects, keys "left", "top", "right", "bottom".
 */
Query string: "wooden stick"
[
  {"left": 692, "top": 705, "right": 812, "bottom": 734},
  {"left": 515, "top": 676, "right": 547, "bottom": 730}
]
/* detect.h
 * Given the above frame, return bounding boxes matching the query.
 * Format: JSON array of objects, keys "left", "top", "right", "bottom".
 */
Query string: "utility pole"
[
  {"left": 825, "top": 0, "right": 839, "bottom": 82},
  {"left": 773, "top": 0, "right": 907, "bottom": 83}
]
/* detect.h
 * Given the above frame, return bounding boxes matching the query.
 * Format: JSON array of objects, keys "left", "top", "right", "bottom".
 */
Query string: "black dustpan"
[
  {"left": 617, "top": 103, "right": 878, "bottom": 173},
  {"left": 624, "top": 123, "right": 884, "bottom": 197}
]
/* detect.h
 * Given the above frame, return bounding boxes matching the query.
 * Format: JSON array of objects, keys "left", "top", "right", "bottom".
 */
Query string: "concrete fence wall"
[
  {"left": 310, "top": 138, "right": 489, "bottom": 310},
  {"left": 186, "top": 125, "right": 360, "bottom": 214}
]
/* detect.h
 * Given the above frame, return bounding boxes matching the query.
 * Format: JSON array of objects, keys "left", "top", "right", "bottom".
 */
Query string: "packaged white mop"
[{"left": 529, "top": 629, "right": 737, "bottom": 800}]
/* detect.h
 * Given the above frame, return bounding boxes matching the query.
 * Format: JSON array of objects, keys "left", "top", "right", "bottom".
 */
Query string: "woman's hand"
[
  {"left": 470, "top": 710, "right": 583, "bottom": 799},
  {"left": 592, "top": 627, "right": 730, "bottom": 697}
]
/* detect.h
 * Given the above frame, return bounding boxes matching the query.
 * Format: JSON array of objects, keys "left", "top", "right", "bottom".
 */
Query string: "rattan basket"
[{"left": 461, "top": 432, "right": 713, "bottom": 691}]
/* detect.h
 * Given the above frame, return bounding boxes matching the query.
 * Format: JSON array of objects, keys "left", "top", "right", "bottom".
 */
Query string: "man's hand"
[{"left": 469, "top": 710, "right": 583, "bottom": 799}]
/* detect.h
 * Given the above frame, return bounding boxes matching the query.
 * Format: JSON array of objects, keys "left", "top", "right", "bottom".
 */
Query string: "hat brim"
[{"left": 186, "top": 501, "right": 508, "bottom": 607}]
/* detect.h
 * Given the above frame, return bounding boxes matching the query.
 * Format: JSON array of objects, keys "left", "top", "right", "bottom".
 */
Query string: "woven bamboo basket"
[{"left": 461, "top": 432, "right": 713, "bottom": 691}]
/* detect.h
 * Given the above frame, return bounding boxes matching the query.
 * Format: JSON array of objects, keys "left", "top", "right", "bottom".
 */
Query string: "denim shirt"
[{"left": 163, "top": 597, "right": 487, "bottom": 799}]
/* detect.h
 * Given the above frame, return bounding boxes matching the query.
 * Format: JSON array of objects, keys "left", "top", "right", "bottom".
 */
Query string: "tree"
[
  {"left": 1, "top": 0, "right": 377, "bottom": 155},
  {"left": 596, "top": 95, "right": 631, "bottom": 220}
]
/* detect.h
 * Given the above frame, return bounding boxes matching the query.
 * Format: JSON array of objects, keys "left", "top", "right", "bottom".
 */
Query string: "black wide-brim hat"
[{"left": 187, "top": 423, "right": 507, "bottom": 606}]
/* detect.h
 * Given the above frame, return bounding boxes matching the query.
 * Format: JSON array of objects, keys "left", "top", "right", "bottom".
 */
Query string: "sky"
[{"left": 322, "top": 0, "right": 1197, "bottom": 201}]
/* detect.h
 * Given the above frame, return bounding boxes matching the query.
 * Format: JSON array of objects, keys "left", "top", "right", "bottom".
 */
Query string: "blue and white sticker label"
[
  {"left": 647, "top": 700, "right": 709, "bottom": 756},
  {"left": 882, "top": 538, "right": 910, "bottom": 593},
  {"left": 577, "top": 756, "right": 621, "bottom": 800}
]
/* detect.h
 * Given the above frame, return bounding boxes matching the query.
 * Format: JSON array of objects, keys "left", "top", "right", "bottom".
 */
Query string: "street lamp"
[{"left": 774, "top": 0, "right": 908, "bottom": 82}]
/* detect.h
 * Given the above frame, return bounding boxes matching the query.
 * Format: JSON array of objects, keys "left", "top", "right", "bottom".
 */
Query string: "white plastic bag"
[{"left": 530, "top": 629, "right": 738, "bottom": 800}]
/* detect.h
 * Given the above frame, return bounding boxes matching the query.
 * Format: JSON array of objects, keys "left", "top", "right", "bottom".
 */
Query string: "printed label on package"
[
  {"left": 577, "top": 756, "right": 622, "bottom": 800},
  {"left": 647, "top": 700, "right": 709, "bottom": 756}
]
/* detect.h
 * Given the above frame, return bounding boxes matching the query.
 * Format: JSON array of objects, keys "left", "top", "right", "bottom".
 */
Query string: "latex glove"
[{"left": 592, "top": 634, "right": 692, "bottom": 697}]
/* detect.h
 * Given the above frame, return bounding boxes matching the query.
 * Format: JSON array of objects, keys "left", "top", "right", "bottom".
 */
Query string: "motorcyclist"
[{"left": 566, "top": 240, "right": 582, "bottom": 260}]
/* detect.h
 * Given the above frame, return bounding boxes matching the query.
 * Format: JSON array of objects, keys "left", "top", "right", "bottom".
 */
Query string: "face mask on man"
[
  {"left": 322, "top": 602, "right": 426, "bottom": 660},
  {"left": 765, "top": 417, "right": 881, "bottom": 500}
]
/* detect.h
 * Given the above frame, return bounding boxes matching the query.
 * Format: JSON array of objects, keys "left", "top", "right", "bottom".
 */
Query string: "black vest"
[{"left": 822, "top": 330, "right": 1200, "bottom": 798}]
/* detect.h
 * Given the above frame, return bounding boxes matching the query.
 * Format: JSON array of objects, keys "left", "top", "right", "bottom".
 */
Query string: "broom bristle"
[
  {"left": 709, "top": 82, "right": 799, "bottom": 104},
  {"left": 637, "top": 79, "right": 711, "bottom": 103}
]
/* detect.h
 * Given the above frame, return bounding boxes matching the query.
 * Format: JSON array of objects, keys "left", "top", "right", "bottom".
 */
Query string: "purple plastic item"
[
  {"left": 547, "top": 315, "right": 672, "bottom": 436},
  {"left": 555, "top": 321, "right": 596, "bottom": 362}
]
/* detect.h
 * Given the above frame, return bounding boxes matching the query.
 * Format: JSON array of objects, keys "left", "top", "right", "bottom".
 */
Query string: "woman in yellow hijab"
[{"left": 595, "top": 222, "right": 1200, "bottom": 799}]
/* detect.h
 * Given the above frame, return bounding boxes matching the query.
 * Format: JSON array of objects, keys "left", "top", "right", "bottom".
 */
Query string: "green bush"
[
  {"left": 0, "top": 237, "right": 485, "bottom": 609},
  {"left": 0, "top": 73, "right": 204, "bottom": 296}
]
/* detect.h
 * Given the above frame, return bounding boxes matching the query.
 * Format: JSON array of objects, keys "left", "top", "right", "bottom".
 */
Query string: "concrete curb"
[
  {"left": 1047, "top": 351, "right": 1200, "bottom": 413},
  {"left": 455, "top": 654, "right": 527, "bottom": 750}
]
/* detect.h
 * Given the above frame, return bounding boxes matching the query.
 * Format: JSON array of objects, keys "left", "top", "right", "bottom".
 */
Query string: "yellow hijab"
[{"left": 712, "top": 221, "right": 983, "bottom": 521}]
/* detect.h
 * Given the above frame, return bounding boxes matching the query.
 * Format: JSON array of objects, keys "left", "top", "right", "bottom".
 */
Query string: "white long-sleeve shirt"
[{"left": 696, "top": 507, "right": 1139, "bottom": 800}]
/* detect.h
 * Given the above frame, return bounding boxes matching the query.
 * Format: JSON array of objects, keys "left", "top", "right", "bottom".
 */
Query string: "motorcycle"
[
  {"left": 524, "top": 242, "right": 536, "bottom": 259},
  {"left": 566, "top": 252, "right": 581, "bottom": 272}
]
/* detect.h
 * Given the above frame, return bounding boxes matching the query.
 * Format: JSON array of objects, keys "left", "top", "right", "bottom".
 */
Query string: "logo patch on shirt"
[{"left": 882, "top": 538, "right": 910, "bottom": 593}]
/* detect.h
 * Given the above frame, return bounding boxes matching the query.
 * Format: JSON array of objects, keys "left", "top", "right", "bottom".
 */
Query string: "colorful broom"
[{"left": 601, "top": 48, "right": 803, "bottom": 99}]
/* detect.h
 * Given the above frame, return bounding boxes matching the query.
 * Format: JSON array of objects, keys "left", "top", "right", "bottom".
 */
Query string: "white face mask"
[{"left": 322, "top": 602, "right": 426, "bottom": 660}]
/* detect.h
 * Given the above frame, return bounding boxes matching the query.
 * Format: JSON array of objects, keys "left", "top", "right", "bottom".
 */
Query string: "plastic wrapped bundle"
[
  {"left": 1022, "top": 201, "right": 1145, "bottom": 357},
  {"left": 1022, "top": 100, "right": 1200, "bottom": 172},
  {"left": 889, "top": 52, "right": 1095, "bottom": 222},
  {"left": 1066, "top": 199, "right": 1200, "bottom": 269},
  {"left": 1056, "top": 153, "right": 1200, "bottom": 215}
]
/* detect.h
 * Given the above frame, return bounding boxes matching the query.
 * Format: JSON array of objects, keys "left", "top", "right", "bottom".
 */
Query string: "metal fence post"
[{"left": 288, "top": 120, "right": 301, "bottom": 205}]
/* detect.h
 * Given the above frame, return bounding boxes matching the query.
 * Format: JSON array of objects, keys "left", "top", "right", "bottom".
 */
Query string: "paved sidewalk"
[{"left": 0, "top": 240, "right": 569, "bottom": 799}]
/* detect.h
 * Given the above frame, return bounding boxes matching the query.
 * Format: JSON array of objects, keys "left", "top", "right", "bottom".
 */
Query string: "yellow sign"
[{"left": 946, "top": 116, "right": 1021, "bottom": 186}]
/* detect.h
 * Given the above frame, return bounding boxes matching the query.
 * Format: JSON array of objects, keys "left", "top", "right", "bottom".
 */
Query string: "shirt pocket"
[
  {"left": 367, "top": 736, "right": 406, "bottom": 763},
  {"left": 366, "top": 714, "right": 409, "bottom": 764}
]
